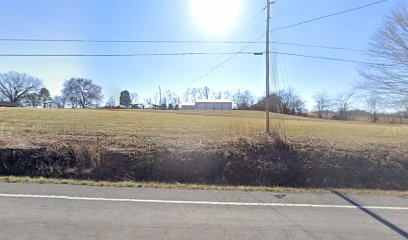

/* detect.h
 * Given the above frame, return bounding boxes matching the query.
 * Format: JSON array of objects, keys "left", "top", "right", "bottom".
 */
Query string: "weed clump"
[{"left": 222, "top": 132, "right": 307, "bottom": 187}]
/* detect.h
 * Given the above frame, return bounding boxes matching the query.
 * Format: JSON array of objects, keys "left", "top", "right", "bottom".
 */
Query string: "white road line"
[{"left": 0, "top": 193, "right": 407, "bottom": 210}]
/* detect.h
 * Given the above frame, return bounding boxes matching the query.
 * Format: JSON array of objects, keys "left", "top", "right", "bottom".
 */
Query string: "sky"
[{"left": 0, "top": 0, "right": 400, "bottom": 109}]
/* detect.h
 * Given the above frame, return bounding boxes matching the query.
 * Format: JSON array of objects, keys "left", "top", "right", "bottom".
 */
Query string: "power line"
[
  {"left": 175, "top": 43, "right": 255, "bottom": 91},
  {"left": 173, "top": 3, "right": 271, "bottom": 92},
  {"left": 0, "top": 37, "right": 365, "bottom": 52},
  {"left": 0, "top": 0, "right": 385, "bottom": 47},
  {"left": 0, "top": 38, "right": 259, "bottom": 43},
  {"left": 271, "top": 0, "right": 325, "bottom": 18},
  {"left": 0, "top": 50, "right": 383, "bottom": 66},
  {"left": 270, "top": 41, "right": 363, "bottom": 52},
  {"left": 270, "top": 0, "right": 389, "bottom": 32},
  {"left": 0, "top": 51, "right": 260, "bottom": 57},
  {"left": 270, "top": 51, "right": 395, "bottom": 66}
]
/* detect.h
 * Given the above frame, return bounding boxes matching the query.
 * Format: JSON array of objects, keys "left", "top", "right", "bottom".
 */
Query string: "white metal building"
[
  {"left": 180, "top": 100, "right": 232, "bottom": 110},
  {"left": 195, "top": 99, "right": 232, "bottom": 110},
  {"left": 180, "top": 103, "right": 195, "bottom": 110}
]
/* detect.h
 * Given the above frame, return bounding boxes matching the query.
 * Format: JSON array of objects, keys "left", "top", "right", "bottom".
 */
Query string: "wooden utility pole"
[
  {"left": 158, "top": 86, "right": 162, "bottom": 107},
  {"left": 265, "top": 0, "right": 271, "bottom": 132}
]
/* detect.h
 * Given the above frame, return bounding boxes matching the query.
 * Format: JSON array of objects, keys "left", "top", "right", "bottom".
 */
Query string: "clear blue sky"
[{"left": 0, "top": 0, "right": 399, "bottom": 108}]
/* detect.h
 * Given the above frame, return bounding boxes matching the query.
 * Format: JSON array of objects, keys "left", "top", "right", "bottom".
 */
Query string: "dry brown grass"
[
  {"left": 1, "top": 108, "right": 407, "bottom": 150},
  {"left": 1, "top": 108, "right": 407, "bottom": 190}
]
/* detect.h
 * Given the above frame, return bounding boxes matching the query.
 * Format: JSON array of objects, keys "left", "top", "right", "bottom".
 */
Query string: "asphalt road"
[{"left": 0, "top": 183, "right": 407, "bottom": 240}]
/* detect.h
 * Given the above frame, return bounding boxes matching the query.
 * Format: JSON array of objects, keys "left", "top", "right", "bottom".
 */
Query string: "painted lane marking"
[{"left": 0, "top": 193, "right": 407, "bottom": 210}]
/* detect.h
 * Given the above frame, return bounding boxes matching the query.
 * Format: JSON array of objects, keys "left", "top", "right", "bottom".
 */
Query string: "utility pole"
[
  {"left": 158, "top": 86, "right": 162, "bottom": 107},
  {"left": 265, "top": 0, "right": 271, "bottom": 132}
]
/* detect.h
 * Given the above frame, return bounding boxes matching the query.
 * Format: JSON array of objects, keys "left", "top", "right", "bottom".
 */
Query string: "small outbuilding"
[{"left": 0, "top": 102, "right": 20, "bottom": 107}]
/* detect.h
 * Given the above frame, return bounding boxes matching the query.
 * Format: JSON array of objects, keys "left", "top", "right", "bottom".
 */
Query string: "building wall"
[
  {"left": 181, "top": 105, "right": 195, "bottom": 110},
  {"left": 195, "top": 102, "right": 232, "bottom": 110}
]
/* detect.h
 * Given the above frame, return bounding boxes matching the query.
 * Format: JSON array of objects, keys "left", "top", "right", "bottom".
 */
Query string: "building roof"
[
  {"left": 0, "top": 102, "right": 20, "bottom": 107},
  {"left": 195, "top": 99, "right": 232, "bottom": 103}
]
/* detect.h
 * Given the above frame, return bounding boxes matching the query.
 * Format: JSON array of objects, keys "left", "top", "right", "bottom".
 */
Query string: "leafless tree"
[
  {"left": 278, "top": 87, "right": 306, "bottom": 115},
  {"left": 171, "top": 92, "right": 181, "bottom": 107},
  {"left": 52, "top": 96, "right": 66, "bottom": 108},
  {"left": 223, "top": 90, "right": 231, "bottom": 100},
  {"left": 183, "top": 88, "right": 190, "bottom": 102},
  {"left": 130, "top": 93, "right": 138, "bottom": 104},
  {"left": 0, "top": 71, "right": 42, "bottom": 103},
  {"left": 190, "top": 88, "right": 198, "bottom": 102},
  {"left": 105, "top": 96, "right": 116, "bottom": 108},
  {"left": 334, "top": 92, "right": 354, "bottom": 120},
  {"left": 62, "top": 78, "right": 103, "bottom": 108},
  {"left": 312, "top": 92, "right": 333, "bottom": 118},
  {"left": 232, "top": 89, "right": 255, "bottom": 110},
  {"left": 144, "top": 98, "right": 152, "bottom": 105},
  {"left": 202, "top": 87, "right": 210, "bottom": 99},
  {"left": 358, "top": 3, "right": 408, "bottom": 108},
  {"left": 25, "top": 93, "right": 40, "bottom": 107},
  {"left": 215, "top": 91, "right": 223, "bottom": 99},
  {"left": 197, "top": 88, "right": 203, "bottom": 100},
  {"left": 366, "top": 96, "right": 380, "bottom": 123}
]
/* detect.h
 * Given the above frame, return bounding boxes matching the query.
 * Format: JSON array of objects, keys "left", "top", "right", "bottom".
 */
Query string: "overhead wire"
[
  {"left": 0, "top": 0, "right": 390, "bottom": 91},
  {"left": 0, "top": 51, "right": 260, "bottom": 57},
  {"left": 0, "top": 50, "right": 392, "bottom": 67},
  {"left": 177, "top": 0, "right": 388, "bottom": 89},
  {"left": 270, "top": 0, "right": 388, "bottom": 32},
  {"left": 173, "top": 4, "right": 269, "bottom": 93},
  {"left": 271, "top": 0, "right": 326, "bottom": 18}
]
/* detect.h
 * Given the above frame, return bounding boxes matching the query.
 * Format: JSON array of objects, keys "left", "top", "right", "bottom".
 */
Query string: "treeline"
[
  {"left": 0, "top": 71, "right": 102, "bottom": 109},
  {"left": 1, "top": 70, "right": 407, "bottom": 124}
]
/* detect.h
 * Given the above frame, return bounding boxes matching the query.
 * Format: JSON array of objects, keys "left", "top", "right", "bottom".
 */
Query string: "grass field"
[
  {"left": 1, "top": 108, "right": 407, "bottom": 149},
  {"left": 1, "top": 108, "right": 407, "bottom": 190}
]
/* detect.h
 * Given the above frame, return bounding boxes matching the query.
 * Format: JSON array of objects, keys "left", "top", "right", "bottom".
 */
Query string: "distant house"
[
  {"left": 181, "top": 99, "right": 232, "bottom": 110},
  {"left": 0, "top": 102, "right": 20, "bottom": 107}
]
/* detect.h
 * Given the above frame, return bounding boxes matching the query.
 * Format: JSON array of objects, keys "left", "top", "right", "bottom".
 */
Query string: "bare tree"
[
  {"left": 232, "top": 89, "right": 255, "bottom": 110},
  {"left": 223, "top": 90, "right": 231, "bottom": 100},
  {"left": 202, "top": 87, "right": 210, "bottom": 99},
  {"left": 170, "top": 92, "right": 181, "bottom": 107},
  {"left": 25, "top": 93, "right": 40, "bottom": 107},
  {"left": 358, "top": 3, "right": 408, "bottom": 108},
  {"left": 62, "top": 78, "right": 103, "bottom": 108},
  {"left": 130, "top": 93, "right": 138, "bottom": 104},
  {"left": 215, "top": 91, "right": 223, "bottom": 99},
  {"left": 183, "top": 88, "right": 190, "bottom": 102},
  {"left": 165, "top": 90, "right": 173, "bottom": 106},
  {"left": 278, "top": 87, "right": 306, "bottom": 115},
  {"left": 334, "top": 92, "right": 354, "bottom": 120},
  {"left": 52, "top": 96, "right": 66, "bottom": 108},
  {"left": 366, "top": 96, "right": 380, "bottom": 123},
  {"left": 105, "top": 96, "right": 116, "bottom": 108},
  {"left": 144, "top": 98, "right": 152, "bottom": 106},
  {"left": 190, "top": 88, "right": 198, "bottom": 102},
  {"left": 312, "top": 92, "right": 333, "bottom": 118},
  {"left": 197, "top": 88, "right": 203, "bottom": 100},
  {"left": 0, "top": 71, "right": 42, "bottom": 103}
]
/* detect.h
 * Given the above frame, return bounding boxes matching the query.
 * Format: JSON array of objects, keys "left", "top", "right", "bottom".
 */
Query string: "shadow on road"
[{"left": 331, "top": 190, "right": 408, "bottom": 239}]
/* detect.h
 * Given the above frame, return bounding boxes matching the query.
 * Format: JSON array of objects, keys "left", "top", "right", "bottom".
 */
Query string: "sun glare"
[{"left": 190, "top": 0, "right": 243, "bottom": 35}]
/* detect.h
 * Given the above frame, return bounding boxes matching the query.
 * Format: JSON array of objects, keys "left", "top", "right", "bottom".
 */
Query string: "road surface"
[{"left": 0, "top": 183, "right": 407, "bottom": 240}]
